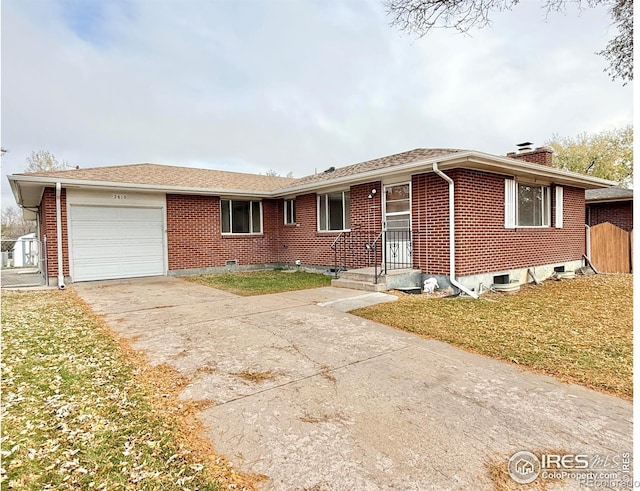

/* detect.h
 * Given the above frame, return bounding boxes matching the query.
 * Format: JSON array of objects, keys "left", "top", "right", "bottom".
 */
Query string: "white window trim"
[
  {"left": 284, "top": 198, "right": 296, "bottom": 225},
  {"left": 555, "top": 186, "right": 564, "bottom": 228},
  {"left": 317, "top": 191, "right": 350, "bottom": 232},
  {"left": 505, "top": 179, "right": 552, "bottom": 229},
  {"left": 504, "top": 179, "right": 516, "bottom": 229},
  {"left": 221, "top": 199, "right": 263, "bottom": 235}
]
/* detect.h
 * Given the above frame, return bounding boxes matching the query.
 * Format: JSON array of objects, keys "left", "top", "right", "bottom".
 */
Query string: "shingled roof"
[
  {"left": 13, "top": 148, "right": 614, "bottom": 205},
  {"left": 19, "top": 148, "right": 466, "bottom": 193},
  {"left": 21, "top": 163, "right": 296, "bottom": 192},
  {"left": 585, "top": 187, "right": 633, "bottom": 202},
  {"left": 293, "top": 148, "right": 465, "bottom": 186}
]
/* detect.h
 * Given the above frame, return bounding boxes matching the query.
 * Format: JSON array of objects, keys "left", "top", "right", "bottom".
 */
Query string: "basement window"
[
  {"left": 221, "top": 200, "right": 262, "bottom": 234},
  {"left": 493, "top": 274, "right": 510, "bottom": 285}
]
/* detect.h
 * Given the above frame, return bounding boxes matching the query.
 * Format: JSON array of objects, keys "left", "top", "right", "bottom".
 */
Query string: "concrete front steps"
[{"left": 331, "top": 267, "right": 422, "bottom": 292}]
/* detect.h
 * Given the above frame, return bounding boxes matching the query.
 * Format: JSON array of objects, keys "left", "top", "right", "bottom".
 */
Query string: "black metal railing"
[
  {"left": 331, "top": 229, "right": 382, "bottom": 279},
  {"left": 384, "top": 230, "right": 412, "bottom": 272},
  {"left": 371, "top": 231, "right": 384, "bottom": 283},
  {"left": 331, "top": 229, "right": 413, "bottom": 283}
]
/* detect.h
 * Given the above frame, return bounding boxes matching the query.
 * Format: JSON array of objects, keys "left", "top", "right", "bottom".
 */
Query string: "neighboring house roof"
[
  {"left": 8, "top": 148, "right": 617, "bottom": 208},
  {"left": 585, "top": 187, "right": 633, "bottom": 203}
]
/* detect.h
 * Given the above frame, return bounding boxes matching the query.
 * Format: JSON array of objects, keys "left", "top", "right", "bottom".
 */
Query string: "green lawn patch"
[
  {"left": 1, "top": 290, "right": 253, "bottom": 490},
  {"left": 352, "top": 274, "right": 632, "bottom": 400},
  {"left": 184, "top": 269, "right": 331, "bottom": 296}
]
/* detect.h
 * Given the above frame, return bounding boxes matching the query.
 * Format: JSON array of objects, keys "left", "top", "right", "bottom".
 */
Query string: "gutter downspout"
[
  {"left": 432, "top": 163, "right": 479, "bottom": 299},
  {"left": 583, "top": 224, "right": 598, "bottom": 273},
  {"left": 55, "top": 182, "right": 66, "bottom": 289},
  {"left": 585, "top": 224, "right": 591, "bottom": 260}
]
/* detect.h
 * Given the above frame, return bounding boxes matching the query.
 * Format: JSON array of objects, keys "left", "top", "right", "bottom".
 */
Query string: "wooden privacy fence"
[{"left": 589, "top": 222, "right": 633, "bottom": 273}]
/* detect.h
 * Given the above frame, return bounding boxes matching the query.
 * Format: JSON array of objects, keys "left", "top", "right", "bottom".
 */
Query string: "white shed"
[{"left": 12, "top": 233, "right": 38, "bottom": 268}]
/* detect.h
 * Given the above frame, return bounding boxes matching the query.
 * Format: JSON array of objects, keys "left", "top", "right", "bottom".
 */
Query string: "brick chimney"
[{"left": 506, "top": 145, "right": 554, "bottom": 167}]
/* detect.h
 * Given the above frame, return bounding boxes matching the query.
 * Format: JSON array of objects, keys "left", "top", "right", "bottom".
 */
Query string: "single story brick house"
[
  {"left": 8, "top": 146, "right": 613, "bottom": 296},
  {"left": 586, "top": 187, "right": 633, "bottom": 232}
]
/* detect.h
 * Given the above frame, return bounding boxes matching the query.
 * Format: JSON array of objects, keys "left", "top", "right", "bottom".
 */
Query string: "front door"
[{"left": 383, "top": 183, "right": 412, "bottom": 268}]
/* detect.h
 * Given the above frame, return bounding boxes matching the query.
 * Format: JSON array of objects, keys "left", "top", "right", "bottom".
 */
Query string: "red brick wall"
[
  {"left": 166, "top": 195, "right": 280, "bottom": 270},
  {"left": 587, "top": 201, "right": 633, "bottom": 232},
  {"left": 37, "top": 175, "right": 588, "bottom": 280},
  {"left": 349, "top": 182, "right": 382, "bottom": 234},
  {"left": 97, "top": 188, "right": 385, "bottom": 273},
  {"left": 166, "top": 175, "right": 585, "bottom": 275},
  {"left": 412, "top": 173, "right": 450, "bottom": 274},
  {"left": 274, "top": 182, "right": 382, "bottom": 268},
  {"left": 272, "top": 193, "right": 330, "bottom": 266},
  {"left": 412, "top": 170, "right": 585, "bottom": 276},
  {"left": 39, "top": 187, "right": 69, "bottom": 278},
  {"left": 342, "top": 181, "right": 382, "bottom": 268}
]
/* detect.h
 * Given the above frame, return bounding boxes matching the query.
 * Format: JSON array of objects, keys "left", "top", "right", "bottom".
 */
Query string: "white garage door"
[{"left": 70, "top": 205, "right": 165, "bottom": 282}]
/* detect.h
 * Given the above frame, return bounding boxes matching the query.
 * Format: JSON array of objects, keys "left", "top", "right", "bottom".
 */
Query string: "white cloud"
[{"left": 1, "top": 0, "right": 632, "bottom": 208}]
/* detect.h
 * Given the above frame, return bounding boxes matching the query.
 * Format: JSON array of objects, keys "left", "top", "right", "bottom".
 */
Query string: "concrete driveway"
[{"left": 74, "top": 277, "right": 632, "bottom": 490}]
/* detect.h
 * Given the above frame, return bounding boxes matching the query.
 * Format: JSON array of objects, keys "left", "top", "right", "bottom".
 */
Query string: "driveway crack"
[{"left": 209, "top": 345, "right": 412, "bottom": 408}]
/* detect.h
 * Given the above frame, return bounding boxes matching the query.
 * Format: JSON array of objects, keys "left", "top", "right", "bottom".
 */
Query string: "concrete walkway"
[{"left": 74, "top": 277, "right": 632, "bottom": 490}]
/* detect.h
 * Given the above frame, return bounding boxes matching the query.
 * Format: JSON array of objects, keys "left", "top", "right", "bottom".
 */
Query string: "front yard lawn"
[
  {"left": 352, "top": 274, "right": 632, "bottom": 400},
  {"left": 1, "top": 290, "right": 252, "bottom": 490},
  {"left": 185, "top": 269, "right": 331, "bottom": 296}
]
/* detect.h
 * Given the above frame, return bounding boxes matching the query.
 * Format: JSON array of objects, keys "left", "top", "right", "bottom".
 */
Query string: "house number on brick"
[{"left": 113, "top": 194, "right": 128, "bottom": 200}]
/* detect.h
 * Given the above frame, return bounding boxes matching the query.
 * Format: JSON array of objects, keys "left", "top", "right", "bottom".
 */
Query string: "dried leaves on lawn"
[
  {"left": 353, "top": 274, "right": 632, "bottom": 400},
  {"left": 1, "top": 289, "right": 256, "bottom": 490}
]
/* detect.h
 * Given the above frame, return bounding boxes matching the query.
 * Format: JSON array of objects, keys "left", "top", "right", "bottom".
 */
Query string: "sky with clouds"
[{"left": 1, "top": 0, "right": 633, "bottom": 209}]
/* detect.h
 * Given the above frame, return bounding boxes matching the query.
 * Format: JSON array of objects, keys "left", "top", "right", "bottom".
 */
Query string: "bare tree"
[
  {"left": 25, "top": 150, "right": 72, "bottom": 173},
  {"left": 264, "top": 170, "right": 294, "bottom": 178},
  {"left": 597, "top": 0, "right": 632, "bottom": 82},
  {"left": 1, "top": 207, "right": 36, "bottom": 252},
  {"left": 385, "top": 0, "right": 632, "bottom": 83}
]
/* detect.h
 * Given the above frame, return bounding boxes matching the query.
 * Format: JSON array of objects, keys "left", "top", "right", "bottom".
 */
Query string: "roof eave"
[
  {"left": 274, "top": 151, "right": 616, "bottom": 195},
  {"left": 7, "top": 174, "right": 277, "bottom": 205},
  {"left": 586, "top": 197, "right": 633, "bottom": 204},
  {"left": 8, "top": 150, "right": 615, "bottom": 207},
  {"left": 448, "top": 153, "right": 617, "bottom": 189},
  {"left": 8, "top": 176, "right": 24, "bottom": 206}
]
